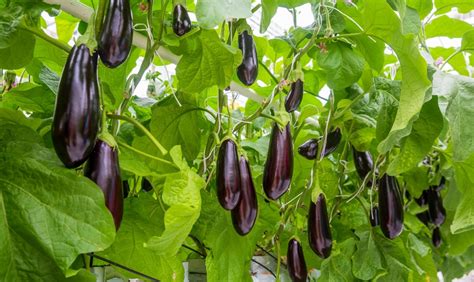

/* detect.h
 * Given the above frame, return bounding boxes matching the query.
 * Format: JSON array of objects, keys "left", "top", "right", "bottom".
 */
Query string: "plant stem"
[
  {"left": 95, "top": 0, "right": 108, "bottom": 36},
  {"left": 107, "top": 114, "right": 168, "bottom": 155},
  {"left": 87, "top": 254, "right": 160, "bottom": 281},
  {"left": 440, "top": 49, "right": 461, "bottom": 70},
  {"left": 275, "top": 238, "right": 281, "bottom": 282},
  {"left": 18, "top": 25, "right": 71, "bottom": 52},
  {"left": 117, "top": 140, "right": 176, "bottom": 167}
]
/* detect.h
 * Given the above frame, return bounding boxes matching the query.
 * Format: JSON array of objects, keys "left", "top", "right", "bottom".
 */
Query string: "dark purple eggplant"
[
  {"left": 98, "top": 0, "right": 133, "bottom": 68},
  {"left": 352, "top": 147, "right": 374, "bottom": 183},
  {"left": 298, "top": 139, "right": 318, "bottom": 160},
  {"left": 142, "top": 178, "right": 153, "bottom": 192},
  {"left": 287, "top": 238, "right": 308, "bottom": 282},
  {"left": 263, "top": 123, "right": 293, "bottom": 200},
  {"left": 285, "top": 79, "right": 304, "bottom": 113},
  {"left": 123, "top": 180, "right": 130, "bottom": 198},
  {"left": 416, "top": 211, "right": 430, "bottom": 226},
  {"left": 432, "top": 227, "right": 441, "bottom": 248},
  {"left": 52, "top": 44, "right": 100, "bottom": 168},
  {"left": 308, "top": 194, "right": 332, "bottom": 259},
  {"left": 323, "top": 128, "right": 341, "bottom": 155},
  {"left": 172, "top": 4, "right": 192, "bottom": 36},
  {"left": 378, "top": 174, "right": 404, "bottom": 239},
  {"left": 237, "top": 30, "right": 258, "bottom": 86},
  {"left": 84, "top": 140, "right": 123, "bottom": 230},
  {"left": 415, "top": 190, "right": 428, "bottom": 206},
  {"left": 370, "top": 206, "right": 379, "bottom": 227},
  {"left": 427, "top": 187, "right": 446, "bottom": 226},
  {"left": 216, "top": 139, "right": 241, "bottom": 210},
  {"left": 231, "top": 157, "right": 258, "bottom": 235}
]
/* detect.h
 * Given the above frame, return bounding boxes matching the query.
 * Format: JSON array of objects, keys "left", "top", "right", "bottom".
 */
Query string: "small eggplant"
[
  {"left": 378, "top": 174, "right": 404, "bottom": 239},
  {"left": 298, "top": 128, "right": 341, "bottom": 160},
  {"left": 287, "top": 238, "right": 308, "bottom": 282},
  {"left": 308, "top": 194, "right": 332, "bottom": 259},
  {"left": 172, "top": 4, "right": 192, "bottom": 36},
  {"left": 352, "top": 147, "right": 374, "bottom": 183},
  {"left": 263, "top": 123, "right": 293, "bottom": 200},
  {"left": 216, "top": 139, "right": 241, "bottom": 210},
  {"left": 285, "top": 79, "right": 304, "bottom": 113},
  {"left": 231, "top": 157, "right": 258, "bottom": 236},
  {"left": 84, "top": 140, "right": 123, "bottom": 230},
  {"left": 142, "top": 178, "right": 153, "bottom": 192},
  {"left": 427, "top": 187, "right": 446, "bottom": 226},
  {"left": 323, "top": 128, "right": 342, "bottom": 155},
  {"left": 370, "top": 206, "right": 379, "bottom": 227},
  {"left": 416, "top": 211, "right": 430, "bottom": 227},
  {"left": 298, "top": 139, "right": 318, "bottom": 160},
  {"left": 52, "top": 44, "right": 100, "bottom": 168},
  {"left": 432, "top": 227, "right": 442, "bottom": 248},
  {"left": 98, "top": 0, "right": 133, "bottom": 68},
  {"left": 237, "top": 30, "right": 258, "bottom": 86}
]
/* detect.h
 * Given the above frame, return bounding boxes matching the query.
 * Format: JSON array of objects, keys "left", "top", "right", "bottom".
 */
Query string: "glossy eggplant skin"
[
  {"left": 287, "top": 238, "right": 308, "bottom": 282},
  {"left": 98, "top": 0, "right": 133, "bottom": 68},
  {"left": 84, "top": 140, "right": 123, "bottom": 230},
  {"left": 308, "top": 194, "right": 332, "bottom": 259},
  {"left": 324, "top": 128, "right": 342, "bottom": 155},
  {"left": 216, "top": 139, "right": 241, "bottom": 210},
  {"left": 378, "top": 174, "right": 404, "bottom": 239},
  {"left": 416, "top": 211, "right": 430, "bottom": 226},
  {"left": 370, "top": 206, "right": 379, "bottom": 227},
  {"left": 285, "top": 79, "right": 304, "bottom": 113},
  {"left": 52, "top": 44, "right": 100, "bottom": 168},
  {"left": 352, "top": 147, "right": 374, "bottom": 182},
  {"left": 231, "top": 157, "right": 258, "bottom": 236},
  {"left": 263, "top": 123, "right": 293, "bottom": 200},
  {"left": 172, "top": 4, "right": 192, "bottom": 36},
  {"left": 427, "top": 187, "right": 446, "bottom": 226},
  {"left": 432, "top": 227, "right": 442, "bottom": 248},
  {"left": 237, "top": 31, "right": 258, "bottom": 86},
  {"left": 298, "top": 139, "right": 318, "bottom": 160}
]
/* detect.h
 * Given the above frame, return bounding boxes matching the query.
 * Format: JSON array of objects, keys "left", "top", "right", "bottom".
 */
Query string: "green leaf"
[
  {"left": 352, "top": 230, "right": 383, "bottom": 280},
  {"left": 376, "top": 91, "right": 399, "bottom": 142},
  {"left": 0, "top": 119, "right": 115, "bottom": 281},
  {"left": 176, "top": 30, "right": 242, "bottom": 93},
  {"left": 150, "top": 93, "right": 208, "bottom": 161},
  {"left": 430, "top": 47, "right": 468, "bottom": 76},
  {"left": 387, "top": 97, "right": 443, "bottom": 174},
  {"left": 0, "top": 29, "right": 35, "bottom": 69},
  {"left": 260, "top": 0, "right": 277, "bottom": 33},
  {"left": 407, "top": 0, "right": 433, "bottom": 18},
  {"left": 319, "top": 238, "right": 356, "bottom": 282},
  {"left": 55, "top": 12, "right": 79, "bottom": 43},
  {"left": 451, "top": 153, "right": 474, "bottom": 234},
  {"left": 195, "top": 0, "right": 252, "bottom": 29},
  {"left": 425, "top": 16, "right": 474, "bottom": 39},
  {"left": 354, "top": 36, "right": 385, "bottom": 73},
  {"left": 434, "top": 0, "right": 474, "bottom": 14},
  {"left": 100, "top": 195, "right": 184, "bottom": 281},
  {"left": 461, "top": 30, "right": 474, "bottom": 53},
  {"left": 2, "top": 83, "right": 56, "bottom": 115}
]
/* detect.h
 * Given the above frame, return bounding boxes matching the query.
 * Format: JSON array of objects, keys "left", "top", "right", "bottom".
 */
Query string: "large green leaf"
[
  {"left": 451, "top": 153, "right": 474, "bottom": 234},
  {"left": 0, "top": 118, "right": 115, "bottom": 281},
  {"left": 352, "top": 231, "right": 383, "bottom": 280},
  {"left": 425, "top": 16, "right": 473, "bottom": 39},
  {"left": 176, "top": 30, "right": 242, "bottom": 93},
  {"left": 195, "top": 0, "right": 252, "bottom": 29},
  {"left": 2, "top": 83, "right": 56, "bottom": 115},
  {"left": 434, "top": 0, "right": 474, "bottom": 14},
  {"left": 461, "top": 30, "right": 474, "bottom": 53},
  {"left": 319, "top": 238, "right": 356, "bottom": 282},
  {"left": 260, "top": 0, "right": 277, "bottom": 33},
  {"left": 0, "top": 29, "right": 35, "bottom": 69}
]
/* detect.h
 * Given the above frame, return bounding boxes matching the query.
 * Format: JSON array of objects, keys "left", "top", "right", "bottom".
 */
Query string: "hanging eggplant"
[
  {"left": 308, "top": 194, "right": 332, "bottom": 259},
  {"left": 237, "top": 30, "right": 258, "bottom": 86},
  {"left": 298, "top": 128, "right": 341, "bottom": 160},
  {"left": 415, "top": 190, "right": 429, "bottom": 206},
  {"left": 370, "top": 206, "right": 379, "bottom": 227},
  {"left": 84, "top": 140, "right": 124, "bottom": 230},
  {"left": 263, "top": 123, "right": 293, "bottom": 200},
  {"left": 287, "top": 238, "right": 308, "bottom": 282},
  {"left": 231, "top": 157, "right": 258, "bottom": 235},
  {"left": 323, "top": 128, "right": 342, "bottom": 155},
  {"left": 216, "top": 139, "right": 241, "bottom": 210},
  {"left": 98, "top": 0, "right": 133, "bottom": 68},
  {"left": 432, "top": 227, "right": 442, "bottom": 248},
  {"left": 52, "top": 44, "right": 100, "bottom": 168},
  {"left": 298, "top": 139, "right": 318, "bottom": 160},
  {"left": 285, "top": 79, "right": 304, "bottom": 113},
  {"left": 172, "top": 4, "right": 192, "bottom": 36},
  {"left": 427, "top": 187, "right": 446, "bottom": 226},
  {"left": 378, "top": 174, "right": 404, "bottom": 239},
  {"left": 352, "top": 147, "right": 374, "bottom": 184},
  {"left": 416, "top": 211, "right": 430, "bottom": 226}
]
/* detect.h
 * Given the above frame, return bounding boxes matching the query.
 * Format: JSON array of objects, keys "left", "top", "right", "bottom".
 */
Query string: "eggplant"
[
  {"left": 285, "top": 79, "right": 304, "bottom": 113},
  {"left": 237, "top": 30, "right": 258, "bottom": 86},
  {"left": 287, "top": 238, "right": 308, "bottom": 282},
  {"left": 231, "top": 157, "right": 258, "bottom": 235},
  {"left": 216, "top": 139, "right": 241, "bottom": 210},
  {"left": 298, "top": 139, "right": 318, "bottom": 160},
  {"left": 427, "top": 187, "right": 446, "bottom": 226},
  {"left": 142, "top": 178, "right": 153, "bottom": 192},
  {"left": 263, "top": 123, "right": 293, "bottom": 200},
  {"left": 308, "top": 194, "right": 332, "bottom": 259},
  {"left": 378, "top": 174, "right": 404, "bottom": 239},
  {"left": 323, "top": 128, "right": 342, "bottom": 155},
  {"left": 370, "top": 206, "right": 379, "bottom": 227},
  {"left": 432, "top": 227, "right": 441, "bottom": 248},
  {"left": 52, "top": 44, "right": 100, "bottom": 168},
  {"left": 98, "top": 0, "right": 133, "bottom": 68},
  {"left": 84, "top": 140, "right": 123, "bottom": 230},
  {"left": 415, "top": 190, "right": 428, "bottom": 206},
  {"left": 416, "top": 211, "right": 430, "bottom": 226},
  {"left": 123, "top": 180, "right": 130, "bottom": 198},
  {"left": 172, "top": 4, "right": 192, "bottom": 36},
  {"left": 352, "top": 147, "right": 374, "bottom": 183}
]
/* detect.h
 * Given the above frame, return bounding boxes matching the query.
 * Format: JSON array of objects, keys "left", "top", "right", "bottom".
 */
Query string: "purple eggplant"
[
  {"left": 378, "top": 174, "right": 404, "bottom": 239},
  {"left": 216, "top": 139, "right": 241, "bottom": 210},
  {"left": 231, "top": 157, "right": 258, "bottom": 235},
  {"left": 427, "top": 187, "right": 446, "bottom": 226},
  {"left": 432, "top": 227, "right": 442, "bottom": 248},
  {"left": 308, "top": 194, "right": 332, "bottom": 259},
  {"left": 172, "top": 4, "right": 192, "bottom": 36},
  {"left": 84, "top": 140, "right": 123, "bottom": 230},
  {"left": 298, "top": 139, "right": 318, "bottom": 160},
  {"left": 415, "top": 190, "right": 429, "bottom": 206},
  {"left": 287, "top": 238, "right": 308, "bottom": 282},
  {"left": 298, "top": 128, "right": 341, "bottom": 160},
  {"left": 237, "top": 30, "right": 258, "bottom": 86},
  {"left": 263, "top": 123, "right": 293, "bottom": 200},
  {"left": 416, "top": 211, "right": 430, "bottom": 226},
  {"left": 352, "top": 147, "right": 374, "bottom": 184},
  {"left": 370, "top": 206, "right": 379, "bottom": 227},
  {"left": 285, "top": 79, "right": 304, "bottom": 113}
]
